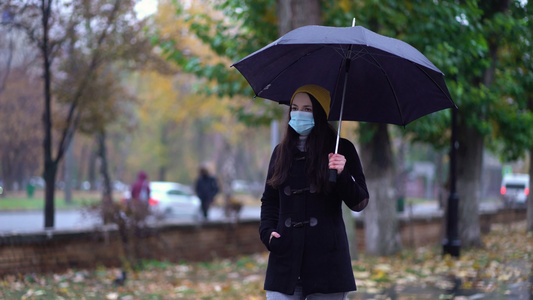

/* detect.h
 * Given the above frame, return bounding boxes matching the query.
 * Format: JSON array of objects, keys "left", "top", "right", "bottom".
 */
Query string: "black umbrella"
[{"left": 232, "top": 24, "right": 456, "bottom": 179}]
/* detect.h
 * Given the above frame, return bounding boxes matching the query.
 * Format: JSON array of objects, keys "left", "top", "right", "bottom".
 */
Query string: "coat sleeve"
[
  {"left": 259, "top": 146, "right": 280, "bottom": 251},
  {"left": 211, "top": 177, "right": 219, "bottom": 196},
  {"left": 337, "top": 139, "right": 369, "bottom": 212}
]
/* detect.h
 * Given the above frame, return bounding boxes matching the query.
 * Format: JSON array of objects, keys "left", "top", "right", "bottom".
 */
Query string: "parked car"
[
  {"left": 500, "top": 173, "right": 529, "bottom": 208},
  {"left": 231, "top": 179, "right": 263, "bottom": 196},
  {"left": 147, "top": 181, "right": 202, "bottom": 219}
]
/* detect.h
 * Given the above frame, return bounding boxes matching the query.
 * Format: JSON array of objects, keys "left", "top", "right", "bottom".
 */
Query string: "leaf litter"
[{"left": 0, "top": 221, "right": 530, "bottom": 299}]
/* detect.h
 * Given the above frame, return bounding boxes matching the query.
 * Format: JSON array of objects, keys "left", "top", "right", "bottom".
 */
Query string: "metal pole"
[
  {"left": 329, "top": 51, "right": 352, "bottom": 183},
  {"left": 334, "top": 19, "right": 356, "bottom": 154},
  {"left": 443, "top": 107, "right": 460, "bottom": 257},
  {"left": 334, "top": 73, "right": 349, "bottom": 154}
]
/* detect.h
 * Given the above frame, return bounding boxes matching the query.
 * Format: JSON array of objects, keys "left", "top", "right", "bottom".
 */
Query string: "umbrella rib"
[
  {"left": 331, "top": 45, "right": 376, "bottom": 63},
  {"left": 349, "top": 48, "right": 389, "bottom": 71},
  {"left": 329, "top": 45, "right": 359, "bottom": 102},
  {"left": 366, "top": 52, "right": 406, "bottom": 125},
  {"left": 332, "top": 45, "right": 346, "bottom": 58},
  {"left": 257, "top": 45, "right": 327, "bottom": 98},
  {"left": 353, "top": 47, "right": 433, "bottom": 71},
  {"left": 415, "top": 64, "right": 457, "bottom": 107}
]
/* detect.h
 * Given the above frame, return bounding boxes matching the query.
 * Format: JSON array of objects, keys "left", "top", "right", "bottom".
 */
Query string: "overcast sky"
[{"left": 135, "top": 0, "right": 157, "bottom": 19}]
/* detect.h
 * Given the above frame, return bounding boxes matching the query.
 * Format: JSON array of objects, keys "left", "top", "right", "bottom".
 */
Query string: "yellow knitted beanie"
[{"left": 290, "top": 84, "right": 331, "bottom": 117}]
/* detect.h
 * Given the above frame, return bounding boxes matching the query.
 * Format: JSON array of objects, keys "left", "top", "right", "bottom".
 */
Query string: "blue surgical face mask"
[{"left": 289, "top": 111, "right": 315, "bottom": 135}]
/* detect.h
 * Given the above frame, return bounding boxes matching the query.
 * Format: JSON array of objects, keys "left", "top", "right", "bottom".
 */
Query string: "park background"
[{"left": 0, "top": 0, "right": 532, "bottom": 298}]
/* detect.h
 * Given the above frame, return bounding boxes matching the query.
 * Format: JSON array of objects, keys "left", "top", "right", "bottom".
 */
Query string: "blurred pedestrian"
[
  {"left": 195, "top": 164, "right": 219, "bottom": 220},
  {"left": 130, "top": 170, "right": 151, "bottom": 221},
  {"left": 259, "top": 84, "right": 370, "bottom": 299},
  {"left": 26, "top": 182, "right": 35, "bottom": 198}
]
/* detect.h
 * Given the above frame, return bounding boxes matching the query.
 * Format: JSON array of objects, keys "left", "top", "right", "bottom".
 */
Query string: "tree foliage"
[
  {"left": 0, "top": 14, "right": 43, "bottom": 192},
  {"left": 0, "top": 67, "right": 43, "bottom": 191},
  {"left": 154, "top": 0, "right": 283, "bottom": 126},
  {"left": 126, "top": 0, "right": 274, "bottom": 186}
]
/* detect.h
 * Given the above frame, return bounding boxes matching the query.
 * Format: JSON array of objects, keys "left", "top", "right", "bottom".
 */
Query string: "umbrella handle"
[
  {"left": 330, "top": 123, "right": 340, "bottom": 183},
  {"left": 329, "top": 169, "right": 337, "bottom": 182}
]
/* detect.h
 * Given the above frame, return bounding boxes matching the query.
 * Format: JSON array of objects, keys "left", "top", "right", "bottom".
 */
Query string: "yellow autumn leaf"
[
  {"left": 462, "top": 281, "right": 473, "bottom": 289},
  {"left": 370, "top": 269, "right": 387, "bottom": 280}
]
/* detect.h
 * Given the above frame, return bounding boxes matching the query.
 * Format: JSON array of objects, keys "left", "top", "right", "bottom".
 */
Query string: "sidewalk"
[{"left": 351, "top": 200, "right": 503, "bottom": 219}]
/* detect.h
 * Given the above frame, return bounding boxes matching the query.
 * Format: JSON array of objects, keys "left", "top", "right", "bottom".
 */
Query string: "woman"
[{"left": 260, "top": 84, "right": 370, "bottom": 299}]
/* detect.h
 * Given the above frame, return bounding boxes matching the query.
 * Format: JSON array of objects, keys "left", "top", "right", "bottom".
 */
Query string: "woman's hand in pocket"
[{"left": 269, "top": 231, "right": 280, "bottom": 245}]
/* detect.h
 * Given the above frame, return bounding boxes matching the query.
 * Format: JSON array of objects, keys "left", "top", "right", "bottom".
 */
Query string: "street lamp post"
[{"left": 443, "top": 107, "right": 461, "bottom": 257}]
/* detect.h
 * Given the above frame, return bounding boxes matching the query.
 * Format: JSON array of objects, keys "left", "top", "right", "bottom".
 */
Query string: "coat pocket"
[{"left": 269, "top": 227, "right": 291, "bottom": 254}]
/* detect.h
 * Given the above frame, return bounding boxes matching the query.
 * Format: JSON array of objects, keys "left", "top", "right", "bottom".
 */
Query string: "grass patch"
[{"left": 0, "top": 190, "right": 112, "bottom": 211}]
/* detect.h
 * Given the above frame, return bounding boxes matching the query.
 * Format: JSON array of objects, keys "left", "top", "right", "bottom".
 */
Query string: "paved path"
[
  {"left": 0, "top": 201, "right": 503, "bottom": 234},
  {"left": 0, "top": 206, "right": 262, "bottom": 234}
]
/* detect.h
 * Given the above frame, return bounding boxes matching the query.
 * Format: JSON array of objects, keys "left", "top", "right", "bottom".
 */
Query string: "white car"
[
  {"left": 148, "top": 181, "right": 202, "bottom": 219},
  {"left": 500, "top": 174, "right": 529, "bottom": 208}
]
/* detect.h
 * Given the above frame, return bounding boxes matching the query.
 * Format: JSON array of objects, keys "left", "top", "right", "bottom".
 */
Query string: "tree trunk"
[
  {"left": 98, "top": 131, "right": 114, "bottom": 224},
  {"left": 40, "top": 0, "right": 122, "bottom": 228},
  {"left": 275, "top": 0, "right": 363, "bottom": 257},
  {"left": 1, "top": 153, "right": 14, "bottom": 192},
  {"left": 276, "top": 0, "right": 363, "bottom": 257},
  {"left": 217, "top": 139, "right": 235, "bottom": 196},
  {"left": 451, "top": 1, "right": 506, "bottom": 246},
  {"left": 277, "top": 0, "right": 321, "bottom": 35},
  {"left": 77, "top": 144, "right": 88, "bottom": 189},
  {"left": 456, "top": 117, "right": 483, "bottom": 247},
  {"left": 360, "top": 123, "right": 401, "bottom": 255},
  {"left": 436, "top": 151, "right": 445, "bottom": 209},
  {"left": 158, "top": 124, "right": 169, "bottom": 181},
  {"left": 88, "top": 145, "right": 98, "bottom": 191},
  {"left": 395, "top": 138, "right": 407, "bottom": 212},
  {"left": 43, "top": 161, "right": 56, "bottom": 228},
  {"left": 42, "top": 0, "right": 56, "bottom": 228},
  {"left": 526, "top": 145, "right": 533, "bottom": 231},
  {"left": 64, "top": 136, "right": 74, "bottom": 204}
]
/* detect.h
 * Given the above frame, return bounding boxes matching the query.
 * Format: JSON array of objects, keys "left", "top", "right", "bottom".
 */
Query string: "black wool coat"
[{"left": 259, "top": 138, "right": 369, "bottom": 296}]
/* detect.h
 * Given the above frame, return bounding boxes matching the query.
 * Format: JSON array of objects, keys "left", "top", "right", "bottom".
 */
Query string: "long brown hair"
[{"left": 267, "top": 93, "right": 337, "bottom": 192}]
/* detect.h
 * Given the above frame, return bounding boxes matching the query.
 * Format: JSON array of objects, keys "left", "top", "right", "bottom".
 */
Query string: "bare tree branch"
[
  {"left": 0, "top": 29, "right": 14, "bottom": 94},
  {"left": 55, "top": 0, "right": 122, "bottom": 163}
]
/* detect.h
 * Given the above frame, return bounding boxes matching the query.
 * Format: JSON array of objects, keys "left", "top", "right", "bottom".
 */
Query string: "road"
[
  {"left": 0, "top": 201, "right": 501, "bottom": 234},
  {"left": 0, "top": 206, "right": 262, "bottom": 234}
]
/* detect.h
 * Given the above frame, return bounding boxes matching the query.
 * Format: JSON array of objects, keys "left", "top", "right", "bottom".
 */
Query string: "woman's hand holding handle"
[{"left": 328, "top": 153, "right": 346, "bottom": 182}]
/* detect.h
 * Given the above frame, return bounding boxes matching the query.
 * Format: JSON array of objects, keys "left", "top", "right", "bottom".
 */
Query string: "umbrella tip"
[{"left": 352, "top": 18, "right": 356, "bottom": 27}]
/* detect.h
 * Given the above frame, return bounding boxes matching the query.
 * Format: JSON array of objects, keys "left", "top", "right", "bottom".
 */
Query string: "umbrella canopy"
[{"left": 232, "top": 25, "right": 456, "bottom": 126}]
